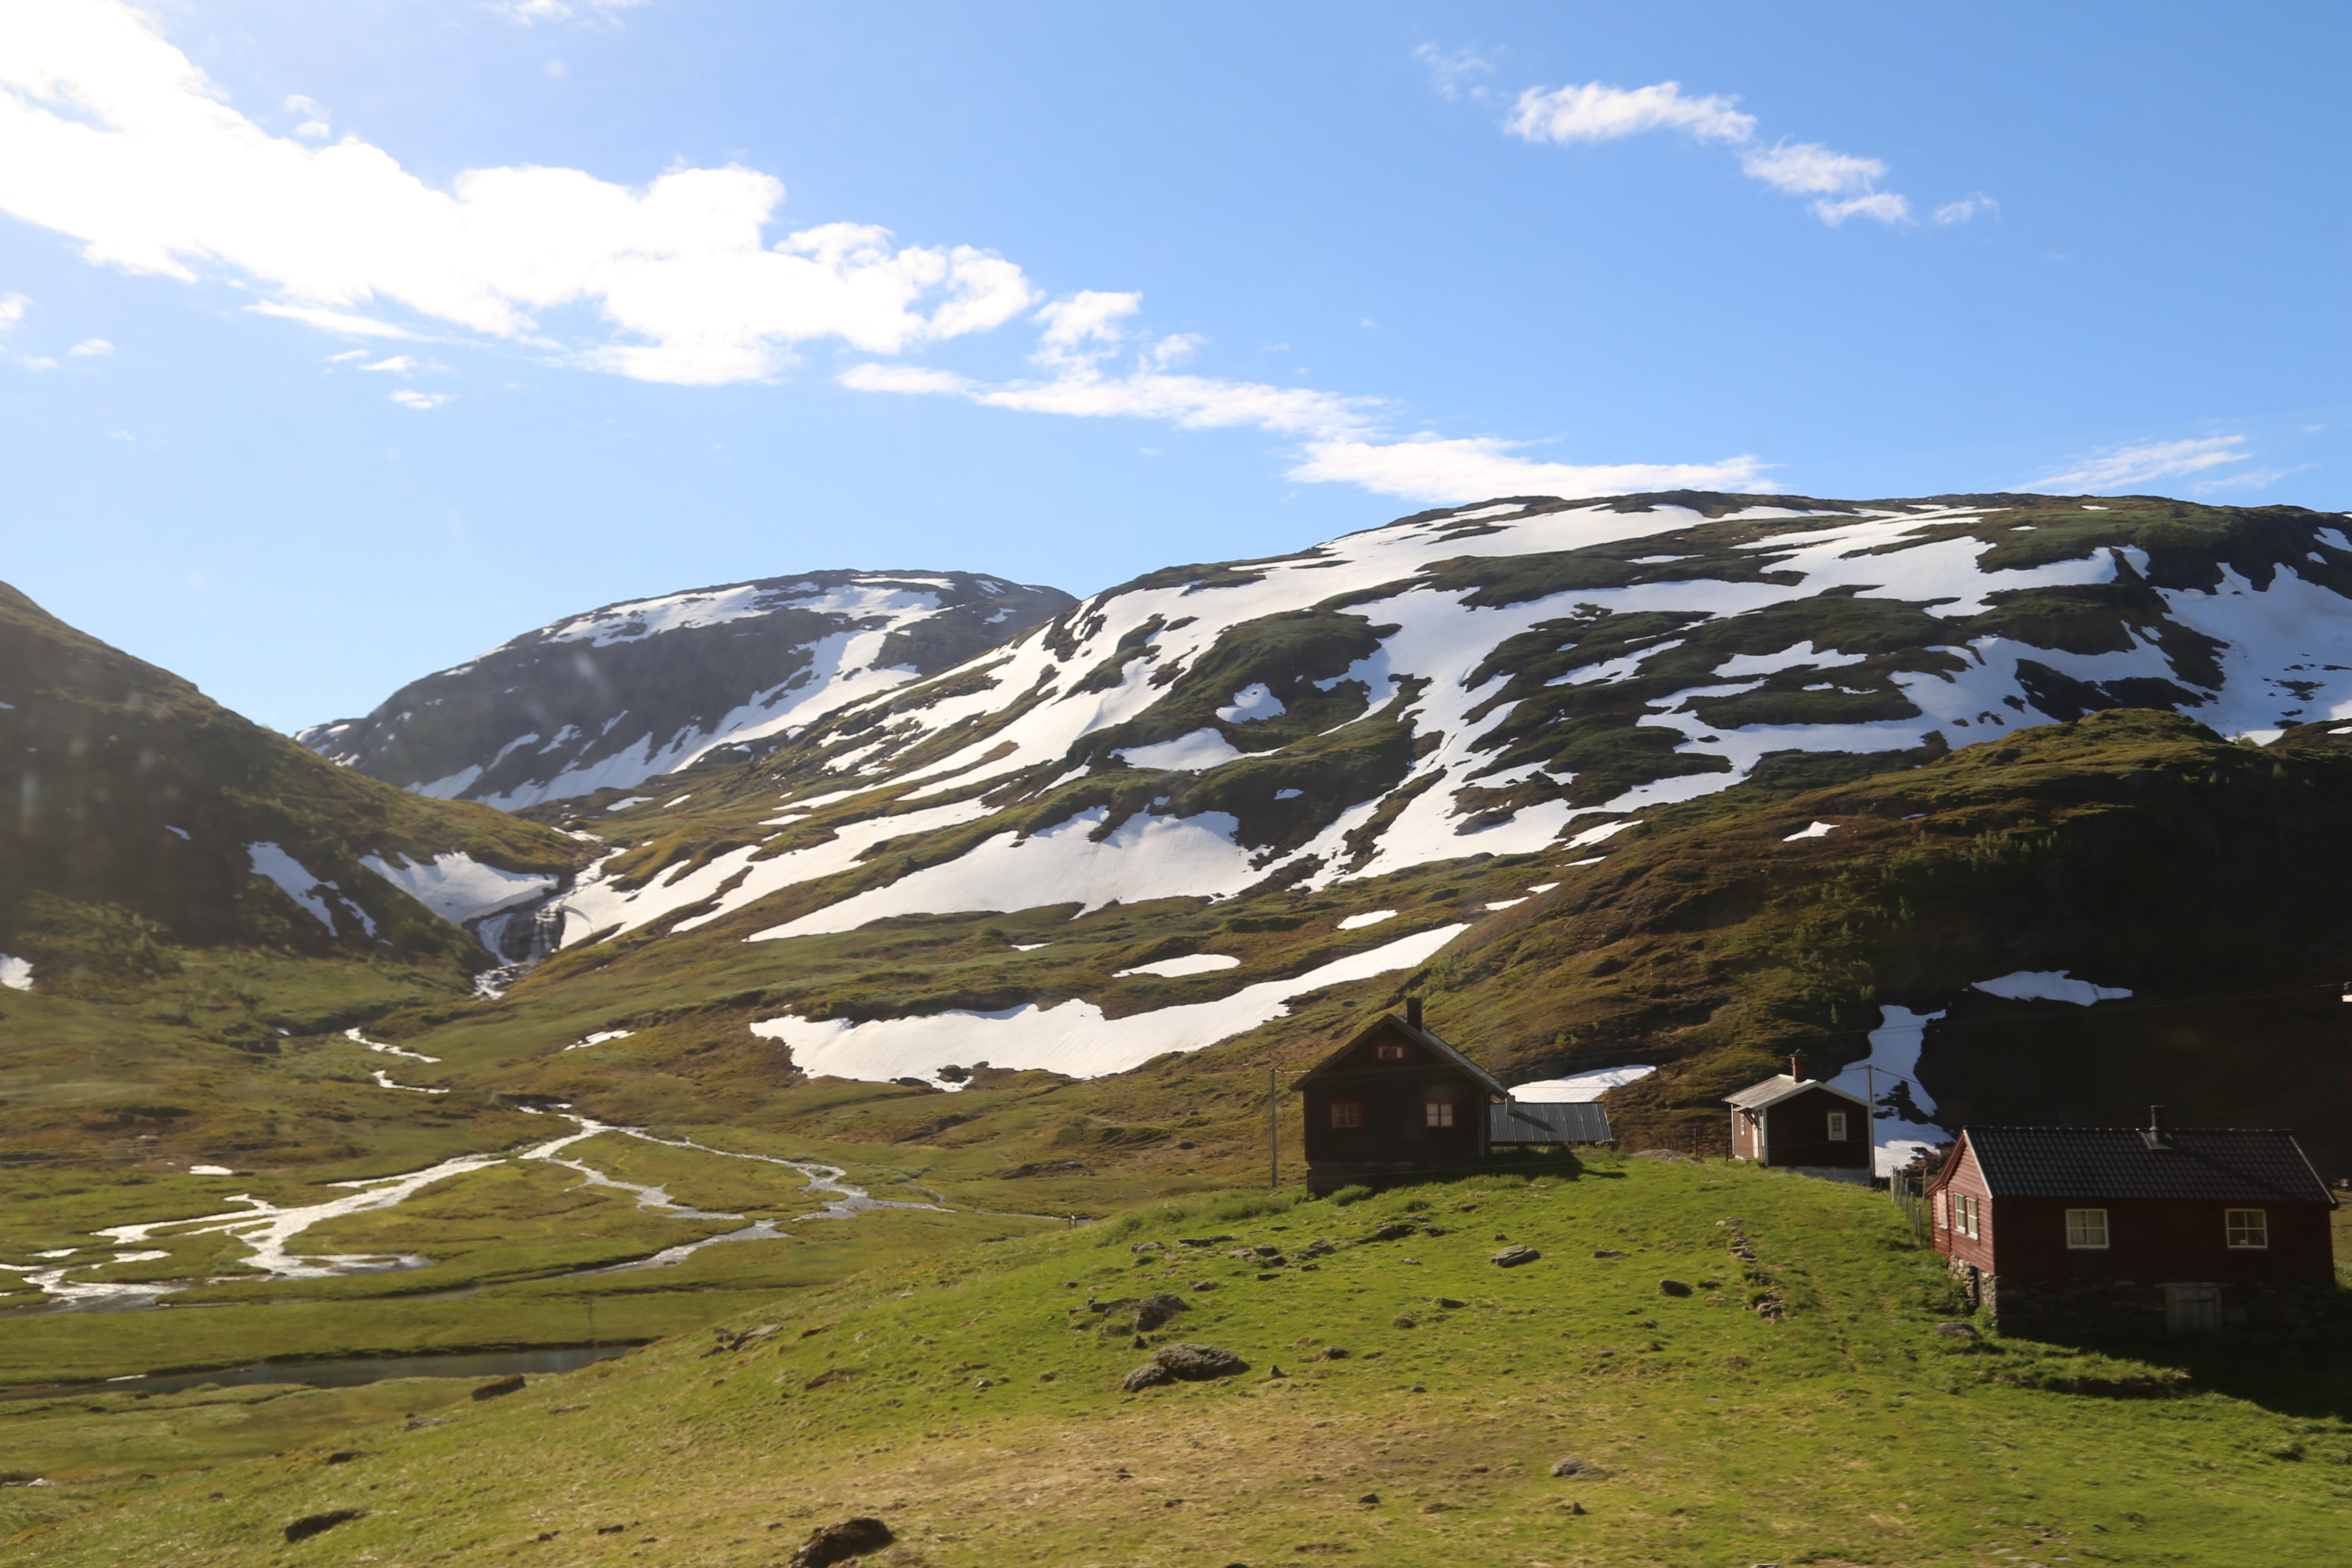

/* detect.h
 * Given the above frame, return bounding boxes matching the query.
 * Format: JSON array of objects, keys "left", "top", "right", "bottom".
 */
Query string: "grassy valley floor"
[{"left": 8, "top": 1153, "right": 2349, "bottom": 1566}]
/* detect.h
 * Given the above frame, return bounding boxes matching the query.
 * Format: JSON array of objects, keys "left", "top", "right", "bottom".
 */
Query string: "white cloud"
[
  {"left": 493, "top": 0, "right": 646, "bottom": 22},
  {"left": 67, "top": 336, "right": 110, "bottom": 355},
  {"left": 359, "top": 354, "right": 416, "bottom": 372},
  {"left": 1932, "top": 193, "right": 1997, "bottom": 226},
  {"left": 2192, "top": 464, "right": 2310, "bottom": 495},
  {"left": 20, "top": 354, "right": 56, "bottom": 369},
  {"left": 1288, "top": 436, "right": 1773, "bottom": 505},
  {"left": 1507, "top": 80, "right": 1754, "bottom": 146},
  {"left": 1415, "top": 43, "right": 1496, "bottom": 101},
  {"left": 0, "top": 0, "right": 1038, "bottom": 385},
  {"left": 391, "top": 389, "right": 450, "bottom": 409},
  {"left": 1498, "top": 74, "right": 1906, "bottom": 229},
  {"left": 1739, "top": 141, "right": 1884, "bottom": 195},
  {"left": 0, "top": 292, "right": 25, "bottom": 331},
  {"left": 326, "top": 348, "right": 368, "bottom": 361},
  {"left": 1811, "top": 191, "right": 1911, "bottom": 226},
  {"left": 845, "top": 315, "right": 1765, "bottom": 506},
  {"left": 294, "top": 119, "right": 331, "bottom": 140},
  {"left": 2022, "top": 435, "right": 2250, "bottom": 493}
]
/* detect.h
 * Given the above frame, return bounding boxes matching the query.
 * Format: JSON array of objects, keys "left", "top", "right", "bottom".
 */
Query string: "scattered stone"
[
  {"left": 1300, "top": 1239, "right": 1337, "bottom": 1258},
  {"left": 1119, "top": 1361, "right": 1176, "bottom": 1392},
  {"left": 1363, "top": 1222, "right": 1417, "bottom": 1243},
  {"left": 1550, "top": 1456, "right": 1610, "bottom": 1479},
  {"left": 1133, "top": 1293, "right": 1187, "bottom": 1331},
  {"left": 1155, "top": 1342, "right": 1249, "bottom": 1380},
  {"left": 1317, "top": 1346, "right": 1351, "bottom": 1361},
  {"left": 1932, "top": 1321, "right": 1979, "bottom": 1340},
  {"left": 284, "top": 1508, "right": 368, "bottom": 1544},
  {"left": 322, "top": 1451, "right": 362, "bottom": 1465},
  {"left": 1190, "top": 1280, "right": 1218, "bottom": 1291},
  {"left": 1176, "top": 1235, "right": 1235, "bottom": 1247},
  {"left": 403, "top": 1417, "right": 447, "bottom": 1431},
  {"left": 1132, "top": 1240, "right": 1164, "bottom": 1253},
  {"left": 594, "top": 1523, "right": 630, "bottom": 1535},
  {"left": 1408, "top": 1384, "right": 1427, "bottom": 1393},
  {"left": 803, "top": 1368, "right": 858, "bottom": 1390},
  {"left": 1490, "top": 1244, "right": 1540, "bottom": 1268},
  {"left": 1562, "top": 1500, "right": 1587, "bottom": 1516},
  {"left": 1658, "top": 1279, "right": 1693, "bottom": 1297},
  {"left": 788, "top": 1516, "right": 894, "bottom": 1568},
  {"left": 1592, "top": 1249, "right": 1623, "bottom": 1259},
  {"left": 701, "top": 1325, "right": 779, "bottom": 1356},
  {"left": 1255, "top": 1271, "right": 1283, "bottom": 1280},
  {"left": 1434, "top": 1297, "right": 1466, "bottom": 1309},
  {"left": 547, "top": 1404, "right": 587, "bottom": 1415},
  {"left": 471, "top": 1375, "right": 526, "bottom": 1402},
  {"left": 1418, "top": 1499, "right": 1452, "bottom": 1513},
  {"left": 1265, "top": 1365, "right": 1287, "bottom": 1379}
]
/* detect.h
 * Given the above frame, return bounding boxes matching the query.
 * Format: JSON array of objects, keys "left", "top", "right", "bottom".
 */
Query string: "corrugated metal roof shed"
[
  {"left": 1960, "top": 1127, "right": 2335, "bottom": 1205},
  {"left": 1489, "top": 1100, "right": 1612, "bottom": 1144}
]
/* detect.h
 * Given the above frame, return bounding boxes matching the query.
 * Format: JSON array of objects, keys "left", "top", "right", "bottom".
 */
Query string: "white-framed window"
[
  {"left": 1826, "top": 1112, "right": 1849, "bottom": 1141},
  {"left": 1374, "top": 1044, "right": 1408, "bottom": 1061},
  {"left": 1952, "top": 1193, "right": 1980, "bottom": 1240},
  {"left": 2065, "top": 1208, "right": 2109, "bottom": 1250},
  {"left": 1328, "top": 1101, "right": 1363, "bottom": 1130},
  {"left": 2226, "top": 1208, "right": 2269, "bottom": 1249},
  {"left": 1423, "top": 1100, "right": 1455, "bottom": 1129},
  {"left": 1935, "top": 1191, "right": 1948, "bottom": 1230}
]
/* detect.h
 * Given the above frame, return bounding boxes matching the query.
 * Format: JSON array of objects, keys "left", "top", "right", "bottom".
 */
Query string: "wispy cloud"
[
  {"left": 1508, "top": 80, "right": 1754, "bottom": 146},
  {"left": 0, "top": 0, "right": 1038, "bottom": 385},
  {"left": 1415, "top": 43, "right": 1497, "bottom": 102},
  {"left": 2192, "top": 464, "right": 2311, "bottom": 495},
  {"left": 490, "top": 0, "right": 645, "bottom": 24},
  {"left": 846, "top": 300, "right": 1770, "bottom": 505},
  {"left": 358, "top": 354, "right": 417, "bottom": 373},
  {"left": 68, "top": 336, "right": 111, "bottom": 355},
  {"left": 1932, "top": 193, "right": 1998, "bottom": 226},
  {"left": 1498, "top": 71, "right": 1931, "bottom": 229},
  {"left": 0, "top": 292, "right": 25, "bottom": 332},
  {"left": 391, "top": 389, "right": 451, "bottom": 409},
  {"left": 2022, "top": 435, "right": 2251, "bottom": 493}
]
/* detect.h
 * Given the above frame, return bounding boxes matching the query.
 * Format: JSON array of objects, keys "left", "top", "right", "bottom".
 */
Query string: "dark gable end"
[
  {"left": 1294, "top": 1013, "right": 1507, "bottom": 1096},
  {"left": 1965, "top": 1127, "right": 2337, "bottom": 1207}
]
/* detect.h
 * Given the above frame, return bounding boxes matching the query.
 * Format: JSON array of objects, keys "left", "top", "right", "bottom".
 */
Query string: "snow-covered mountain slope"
[
  {"left": 540, "top": 490, "right": 2352, "bottom": 955},
  {"left": 299, "top": 570, "right": 1075, "bottom": 810}
]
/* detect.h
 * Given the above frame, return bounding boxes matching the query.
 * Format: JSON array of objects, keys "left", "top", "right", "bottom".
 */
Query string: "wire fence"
[{"left": 1890, "top": 1166, "right": 1935, "bottom": 1247}]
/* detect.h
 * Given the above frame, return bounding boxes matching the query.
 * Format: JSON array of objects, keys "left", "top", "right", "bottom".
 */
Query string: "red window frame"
[
  {"left": 1328, "top": 1100, "right": 1363, "bottom": 1130},
  {"left": 1373, "top": 1044, "right": 1408, "bottom": 1061}
]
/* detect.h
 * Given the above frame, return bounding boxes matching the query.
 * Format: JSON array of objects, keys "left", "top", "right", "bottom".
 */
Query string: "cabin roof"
[
  {"left": 1947, "top": 1126, "right": 2337, "bottom": 1207},
  {"left": 1488, "top": 1100, "right": 1611, "bottom": 1144},
  {"left": 1723, "top": 1073, "right": 1869, "bottom": 1113},
  {"left": 1294, "top": 1013, "right": 1507, "bottom": 1096}
]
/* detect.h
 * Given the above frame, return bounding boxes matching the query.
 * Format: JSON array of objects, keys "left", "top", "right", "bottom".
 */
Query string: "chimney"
[
  {"left": 2143, "top": 1104, "right": 2171, "bottom": 1152},
  {"left": 1788, "top": 1053, "right": 1811, "bottom": 1083},
  {"left": 1405, "top": 996, "right": 1424, "bottom": 1030}
]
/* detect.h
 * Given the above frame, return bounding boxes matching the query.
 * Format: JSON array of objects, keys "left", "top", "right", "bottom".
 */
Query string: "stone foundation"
[{"left": 1958, "top": 1262, "right": 2343, "bottom": 1344}]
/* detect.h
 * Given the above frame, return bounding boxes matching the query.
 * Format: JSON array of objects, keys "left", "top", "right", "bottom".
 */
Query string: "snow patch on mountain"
[
  {"left": 1510, "top": 1065, "right": 1656, "bottom": 1101},
  {"left": 0, "top": 955, "right": 31, "bottom": 992},
  {"left": 751, "top": 921, "right": 1469, "bottom": 1083},
  {"left": 361, "top": 850, "right": 558, "bottom": 924},
  {"left": 1971, "top": 970, "right": 2135, "bottom": 1006},
  {"left": 1114, "top": 954, "right": 1241, "bottom": 979},
  {"left": 245, "top": 842, "right": 343, "bottom": 932}
]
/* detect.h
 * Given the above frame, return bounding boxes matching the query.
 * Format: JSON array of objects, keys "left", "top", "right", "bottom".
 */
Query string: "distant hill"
[{"left": 297, "top": 570, "right": 1075, "bottom": 809}]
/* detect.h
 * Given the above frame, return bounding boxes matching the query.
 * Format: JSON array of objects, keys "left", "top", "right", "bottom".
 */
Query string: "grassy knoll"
[{"left": 10, "top": 1154, "right": 2348, "bottom": 1566}]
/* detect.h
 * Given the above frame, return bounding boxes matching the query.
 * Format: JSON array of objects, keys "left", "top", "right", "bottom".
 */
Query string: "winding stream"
[{"left": 0, "top": 1111, "right": 944, "bottom": 1314}]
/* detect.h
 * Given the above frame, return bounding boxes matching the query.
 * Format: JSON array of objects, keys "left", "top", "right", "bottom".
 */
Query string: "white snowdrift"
[
  {"left": 752, "top": 921, "right": 1470, "bottom": 1083},
  {"left": 362, "top": 850, "right": 557, "bottom": 924},
  {"left": 0, "top": 955, "right": 30, "bottom": 992},
  {"left": 1971, "top": 970, "right": 2134, "bottom": 1006},
  {"left": 1113, "top": 954, "right": 1241, "bottom": 979},
  {"left": 1508, "top": 1065, "right": 1655, "bottom": 1102},
  {"left": 245, "top": 842, "right": 340, "bottom": 931}
]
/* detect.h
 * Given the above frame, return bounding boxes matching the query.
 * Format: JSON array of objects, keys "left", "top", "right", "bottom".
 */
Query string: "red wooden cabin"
[{"left": 1929, "top": 1111, "right": 2339, "bottom": 1343}]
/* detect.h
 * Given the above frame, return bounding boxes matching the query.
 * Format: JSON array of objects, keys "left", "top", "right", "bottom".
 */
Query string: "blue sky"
[{"left": 2, "top": 1, "right": 2346, "bottom": 729}]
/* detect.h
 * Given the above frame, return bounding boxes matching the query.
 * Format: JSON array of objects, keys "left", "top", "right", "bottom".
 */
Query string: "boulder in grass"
[
  {"left": 1121, "top": 1341, "right": 1248, "bottom": 1390},
  {"left": 1132, "top": 1293, "right": 1187, "bottom": 1332},
  {"left": 1550, "top": 1456, "right": 1609, "bottom": 1479},
  {"left": 1119, "top": 1360, "right": 1176, "bottom": 1392},
  {"left": 788, "top": 1516, "right": 894, "bottom": 1567},
  {"left": 472, "top": 1374, "right": 526, "bottom": 1401},
  {"left": 1658, "top": 1279, "right": 1693, "bottom": 1297},
  {"left": 1932, "top": 1321, "right": 1979, "bottom": 1340},
  {"left": 284, "top": 1508, "right": 368, "bottom": 1543},
  {"left": 1490, "top": 1244, "right": 1540, "bottom": 1268}
]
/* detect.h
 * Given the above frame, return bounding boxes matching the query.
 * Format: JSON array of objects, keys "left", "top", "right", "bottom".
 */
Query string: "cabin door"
[{"left": 2164, "top": 1283, "right": 2221, "bottom": 1336}]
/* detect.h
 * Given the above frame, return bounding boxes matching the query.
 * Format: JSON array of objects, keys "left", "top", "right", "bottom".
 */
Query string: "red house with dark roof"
[{"left": 1928, "top": 1111, "right": 2340, "bottom": 1343}]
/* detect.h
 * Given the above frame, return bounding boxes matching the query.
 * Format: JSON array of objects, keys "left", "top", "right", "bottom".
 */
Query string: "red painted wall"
[{"left": 1931, "top": 1139, "right": 2336, "bottom": 1280}]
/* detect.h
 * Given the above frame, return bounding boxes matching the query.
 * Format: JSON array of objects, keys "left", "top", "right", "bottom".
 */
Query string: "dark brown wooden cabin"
[
  {"left": 1928, "top": 1112, "right": 2340, "bottom": 1343},
  {"left": 1724, "top": 1054, "right": 1870, "bottom": 1173},
  {"left": 1295, "top": 1000, "right": 1505, "bottom": 1194}
]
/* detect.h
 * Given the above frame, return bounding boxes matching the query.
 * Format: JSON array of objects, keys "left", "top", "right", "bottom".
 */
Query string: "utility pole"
[
  {"left": 1863, "top": 1062, "right": 1880, "bottom": 1189},
  {"left": 1268, "top": 1064, "right": 1278, "bottom": 1191}
]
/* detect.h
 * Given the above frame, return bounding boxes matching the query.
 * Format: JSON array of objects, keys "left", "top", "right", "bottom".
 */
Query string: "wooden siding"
[
  {"left": 1755, "top": 1085, "right": 1870, "bottom": 1169},
  {"left": 1300, "top": 1017, "right": 1489, "bottom": 1175}
]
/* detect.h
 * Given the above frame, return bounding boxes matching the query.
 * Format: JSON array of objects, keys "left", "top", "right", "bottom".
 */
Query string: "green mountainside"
[{"left": 0, "top": 580, "right": 593, "bottom": 1168}]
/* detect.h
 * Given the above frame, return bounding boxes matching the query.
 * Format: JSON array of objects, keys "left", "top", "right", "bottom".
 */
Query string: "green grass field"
[{"left": 8, "top": 1153, "right": 2347, "bottom": 1566}]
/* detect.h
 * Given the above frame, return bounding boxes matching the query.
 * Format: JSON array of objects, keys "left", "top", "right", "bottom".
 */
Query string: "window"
[
  {"left": 2226, "top": 1208, "right": 2269, "bottom": 1249},
  {"left": 1423, "top": 1100, "right": 1455, "bottom": 1129},
  {"left": 1825, "top": 1112, "right": 1849, "bottom": 1141},
  {"left": 1951, "top": 1193, "right": 1980, "bottom": 1240},
  {"left": 2065, "top": 1208, "right": 2109, "bottom": 1250},
  {"left": 1373, "top": 1044, "right": 1408, "bottom": 1061},
  {"left": 1328, "top": 1101, "right": 1362, "bottom": 1130},
  {"left": 1935, "top": 1191, "right": 1948, "bottom": 1230}
]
